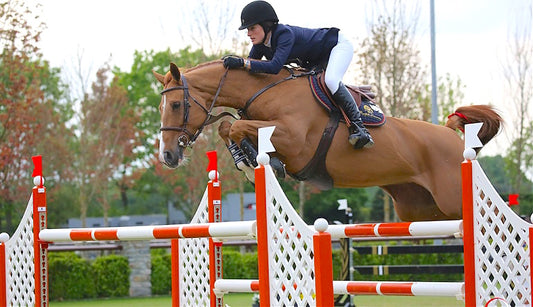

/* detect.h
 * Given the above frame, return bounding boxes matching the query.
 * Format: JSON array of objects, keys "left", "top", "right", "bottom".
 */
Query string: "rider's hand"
[{"left": 223, "top": 56, "right": 245, "bottom": 69}]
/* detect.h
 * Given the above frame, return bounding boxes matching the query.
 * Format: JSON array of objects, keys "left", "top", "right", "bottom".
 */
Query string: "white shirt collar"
[{"left": 264, "top": 32, "right": 272, "bottom": 47}]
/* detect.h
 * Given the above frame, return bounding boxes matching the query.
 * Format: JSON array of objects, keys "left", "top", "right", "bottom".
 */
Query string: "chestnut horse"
[{"left": 153, "top": 60, "right": 502, "bottom": 221}]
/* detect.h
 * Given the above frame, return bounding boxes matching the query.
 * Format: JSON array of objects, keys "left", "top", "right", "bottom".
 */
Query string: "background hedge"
[
  {"left": 49, "top": 243, "right": 462, "bottom": 301},
  {"left": 49, "top": 252, "right": 129, "bottom": 301}
]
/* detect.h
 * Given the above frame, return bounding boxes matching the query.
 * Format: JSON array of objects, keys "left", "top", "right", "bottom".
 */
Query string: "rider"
[{"left": 223, "top": 0, "right": 374, "bottom": 149}]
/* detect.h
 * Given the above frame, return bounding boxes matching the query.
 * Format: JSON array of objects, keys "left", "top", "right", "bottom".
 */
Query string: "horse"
[{"left": 153, "top": 60, "right": 502, "bottom": 221}]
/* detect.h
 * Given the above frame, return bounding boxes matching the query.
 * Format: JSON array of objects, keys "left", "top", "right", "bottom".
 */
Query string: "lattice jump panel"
[
  {"left": 472, "top": 160, "right": 531, "bottom": 306},
  {"left": 178, "top": 188, "right": 211, "bottom": 306},
  {"left": 265, "top": 165, "right": 317, "bottom": 306},
  {"left": 5, "top": 194, "right": 36, "bottom": 306}
]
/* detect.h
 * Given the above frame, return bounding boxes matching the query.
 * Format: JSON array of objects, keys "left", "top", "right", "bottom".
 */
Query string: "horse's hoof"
[{"left": 271, "top": 157, "right": 286, "bottom": 179}]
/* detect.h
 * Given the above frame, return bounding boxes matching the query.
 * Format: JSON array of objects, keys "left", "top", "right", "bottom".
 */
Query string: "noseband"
[{"left": 159, "top": 69, "right": 229, "bottom": 147}]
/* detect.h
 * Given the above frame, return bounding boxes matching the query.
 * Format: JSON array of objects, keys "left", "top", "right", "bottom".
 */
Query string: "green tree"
[
  {"left": 357, "top": 1, "right": 427, "bottom": 119},
  {"left": 74, "top": 64, "right": 141, "bottom": 226},
  {"left": 503, "top": 3, "right": 533, "bottom": 197},
  {"left": 419, "top": 73, "right": 466, "bottom": 125},
  {"left": 303, "top": 188, "right": 369, "bottom": 225},
  {"left": 0, "top": 0, "right": 71, "bottom": 232}
]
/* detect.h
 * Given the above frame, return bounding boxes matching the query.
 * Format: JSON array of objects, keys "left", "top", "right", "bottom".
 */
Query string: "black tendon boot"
[
  {"left": 240, "top": 137, "right": 286, "bottom": 179},
  {"left": 332, "top": 82, "right": 374, "bottom": 149}
]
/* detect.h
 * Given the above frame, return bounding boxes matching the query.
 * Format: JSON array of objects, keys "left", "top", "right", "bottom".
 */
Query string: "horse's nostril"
[{"left": 164, "top": 151, "right": 174, "bottom": 163}]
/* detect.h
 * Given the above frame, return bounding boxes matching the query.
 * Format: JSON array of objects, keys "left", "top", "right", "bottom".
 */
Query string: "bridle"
[{"left": 159, "top": 69, "right": 230, "bottom": 147}]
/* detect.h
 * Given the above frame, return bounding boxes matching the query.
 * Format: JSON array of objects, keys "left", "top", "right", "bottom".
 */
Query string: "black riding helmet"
[{"left": 239, "top": 1, "right": 279, "bottom": 30}]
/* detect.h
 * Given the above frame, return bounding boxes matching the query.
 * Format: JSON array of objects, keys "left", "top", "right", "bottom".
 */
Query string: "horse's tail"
[{"left": 445, "top": 105, "right": 503, "bottom": 146}]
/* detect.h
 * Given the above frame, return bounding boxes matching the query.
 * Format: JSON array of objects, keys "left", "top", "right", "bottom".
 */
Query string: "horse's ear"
[
  {"left": 170, "top": 63, "right": 181, "bottom": 82},
  {"left": 153, "top": 70, "right": 165, "bottom": 85}
]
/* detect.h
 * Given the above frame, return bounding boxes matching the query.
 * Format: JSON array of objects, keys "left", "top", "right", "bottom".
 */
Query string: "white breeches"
[{"left": 324, "top": 31, "right": 354, "bottom": 94}]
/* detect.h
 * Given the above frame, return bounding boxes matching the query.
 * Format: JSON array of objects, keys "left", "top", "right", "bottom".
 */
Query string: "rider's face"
[{"left": 247, "top": 24, "right": 265, "bottom": 45}]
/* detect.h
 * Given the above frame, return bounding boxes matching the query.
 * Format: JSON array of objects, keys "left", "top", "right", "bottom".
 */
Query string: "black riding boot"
[{"left": 332, "top": 82, "right": 374, "bottom": 149}]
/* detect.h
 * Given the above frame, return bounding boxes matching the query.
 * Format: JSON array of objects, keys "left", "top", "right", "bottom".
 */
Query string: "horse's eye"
[{"left": 172, "top": 102, "right": 181, "bottom": 111}]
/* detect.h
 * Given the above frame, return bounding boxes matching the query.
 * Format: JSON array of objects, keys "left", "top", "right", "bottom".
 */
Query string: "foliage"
[
  {"left": 223, "top": 250, "right": 245, "bottom": 279},
  {"left": 151, "top": 249, "right": 172, "bottom": 295},
  {"left": 241, "top": 251, "right": 259, "bottom": 279},
  {"left": 49, "top": 253, "right": 96, "bottom": 300},
  {"left": 478, "top": 155, "right": 514, "bottom": 194},
  {"left": 49, "top": 253, "right": 129, "bottom": 300},
  {"left": 418, "top": 73, "right": 466, "bottom": 124},
  {"left": 502, "top": 9, "right": 533, "bottom": 197},
  {"left": 92, "top": 255, "right": 130, "bottom": 297},
  {"left": 357, "top": 8, "right": 427, "bottom": 119},
  {"left": 351, "top": 241, "right": 464, "bottom": 282},
  {"left": 303, "top": 187, "right": 369, "bottom": 224},
  {"left": 0, "top": 0, "right": 72, "bottom": 233},
  {"left": 72, "top": 64, "right": 142, "bottom": 226}
]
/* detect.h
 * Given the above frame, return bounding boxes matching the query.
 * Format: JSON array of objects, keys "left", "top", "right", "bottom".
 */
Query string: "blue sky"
[{"left": 32, "top": 0, "right": 531, "bottom": 156}]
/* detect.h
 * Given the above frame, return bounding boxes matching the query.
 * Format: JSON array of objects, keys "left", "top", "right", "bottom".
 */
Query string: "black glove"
[{"left": 223, "top": 56, "right": 244, "bottom": 69}]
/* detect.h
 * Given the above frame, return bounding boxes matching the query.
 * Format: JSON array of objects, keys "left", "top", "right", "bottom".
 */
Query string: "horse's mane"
[{"left": 185, "top": 60, "right": 223, "bottom": 73}]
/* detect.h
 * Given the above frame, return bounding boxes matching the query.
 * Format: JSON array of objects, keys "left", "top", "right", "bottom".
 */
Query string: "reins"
[{"left": 239, "top": 68, "right": 316, "bottom": 118}]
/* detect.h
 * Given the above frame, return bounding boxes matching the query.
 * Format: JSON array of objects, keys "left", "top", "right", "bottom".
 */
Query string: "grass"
[
  {"left": 49, "top": 293, "right": 253, "bottom": 307},
  {"left": 49, "top": 293, "right": 465, "bottom": 307}
]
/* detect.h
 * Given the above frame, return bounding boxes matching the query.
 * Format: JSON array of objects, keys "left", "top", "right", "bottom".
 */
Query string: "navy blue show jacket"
[{"left": 248, "top": 24, "right": 339, "bottom": 74}]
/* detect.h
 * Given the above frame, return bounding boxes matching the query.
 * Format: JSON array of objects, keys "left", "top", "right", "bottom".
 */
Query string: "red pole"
[
  {"left": 0, "top": 241, "right": 6, "bottom": 307},
  {"left": 255, "top": 165, "right": 270, "bottom": 307},
  {"left": 313, "top": 221, "right": 334, "bottom": 307},
  {"left": 33, "top": 183, "right": 48, "bottom": 306},
  {"left": 530, "top": 227, "right": 533, "bottom": 306},
  {"left": 32, "top": 156, "right": 48, "bottom": 307},
  {"left": 462, "top": 160, "right": 476, "bottom": 306},
  {"left": 208, "top": 176, "right": 223, "bottom": 307},
  {"left": 171, "top": 239, "right": 179, "bottom": 307}
]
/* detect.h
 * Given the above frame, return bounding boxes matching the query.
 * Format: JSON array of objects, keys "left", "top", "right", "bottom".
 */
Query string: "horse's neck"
[{"left": 187, "top": 66, "right": 291, "bottom": 110}]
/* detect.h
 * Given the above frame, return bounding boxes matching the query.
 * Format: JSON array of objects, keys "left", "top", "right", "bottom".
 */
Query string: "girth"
[{"left": 288, "top": 111, "right": 341, "bottom": 190}]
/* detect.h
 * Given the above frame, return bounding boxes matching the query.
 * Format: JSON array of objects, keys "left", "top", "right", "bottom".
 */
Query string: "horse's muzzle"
[{"left": 162, "top": 147, "right": 183, "bottom": 169}]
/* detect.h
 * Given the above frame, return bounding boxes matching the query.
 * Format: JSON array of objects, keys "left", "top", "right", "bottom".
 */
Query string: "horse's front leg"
[
  {"left": 229, "top": 119, "right": 287, "bottom": 178},
  {"left": 218, "top": 121, "right": 255, "bottom": 183}
]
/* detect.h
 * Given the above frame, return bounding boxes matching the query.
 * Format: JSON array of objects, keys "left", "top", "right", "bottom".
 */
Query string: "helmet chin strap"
[{"left": 260, "top": 26, "right": 272, "bottom": 45}]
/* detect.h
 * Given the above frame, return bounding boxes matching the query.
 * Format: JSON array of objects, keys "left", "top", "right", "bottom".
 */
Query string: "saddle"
[
  {"left": 288, "top": 73, "right": 385, "bottom": 190},
  {"left": 309, "top": 72, "right": 386, "bottom": 126}
]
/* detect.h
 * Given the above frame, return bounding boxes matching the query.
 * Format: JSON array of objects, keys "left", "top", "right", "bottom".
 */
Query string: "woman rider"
[{"left": 223, "top": 0, "right": 374, "bottom": 149}]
